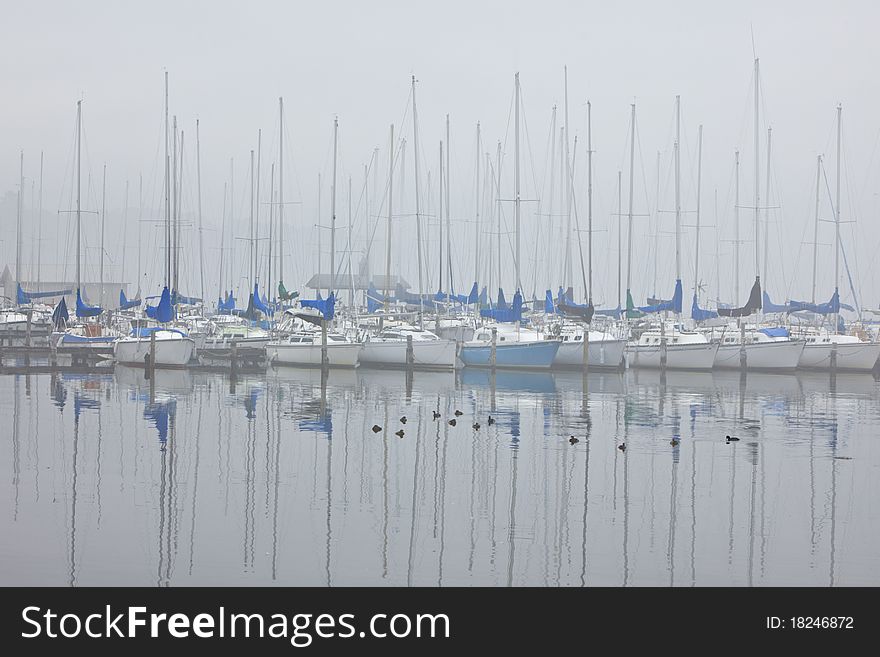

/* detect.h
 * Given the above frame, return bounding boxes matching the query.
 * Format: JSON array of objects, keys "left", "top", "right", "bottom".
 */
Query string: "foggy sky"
[{"left": 2, "top": 0, "right": 880, "bottom": 310}]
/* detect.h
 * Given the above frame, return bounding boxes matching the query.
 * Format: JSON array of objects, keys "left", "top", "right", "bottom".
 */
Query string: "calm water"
[{"left": 1, "top": 364, "right": 879, "bottom": 586}]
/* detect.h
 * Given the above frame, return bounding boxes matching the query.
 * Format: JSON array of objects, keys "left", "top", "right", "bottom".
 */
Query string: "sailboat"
[
  {"left": 625, "top": 96, "right": 717, "bottom": 370},
  {"left": 792, "top": 105, "right": 880, "bottom": 370},
  {"left": 268, "top": 293, "right": 361, "bottom": 367},
  {"left": 113, "top": 74, "right": 194, "bottom": 367},
  {"left": 356, "top": 84, "right": 457, "bottom": 371}
]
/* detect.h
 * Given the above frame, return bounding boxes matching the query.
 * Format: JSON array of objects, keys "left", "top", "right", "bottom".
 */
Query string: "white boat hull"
[
  {"left": 713, "top": 340, "right": 805, "bottom": 370},
  {"left": 358, "top": 339, "right": 457, "bottom": 370},
  {"left": 626, "top": 342, "right": 719, "bottom": 370},
  {"left": 267, "top": 342, "right": 361, "bottom": 368},
  {"left": 114, "top": 336, "right": 195, "bottom": 367},
  {"left": 553, "top": 339, "right": 626, "bottom": 368},
  {"left": 798, "top": 341, "right": 880, "bottom": 371}
]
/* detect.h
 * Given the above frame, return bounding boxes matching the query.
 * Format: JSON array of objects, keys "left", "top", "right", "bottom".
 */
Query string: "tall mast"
[
  {"left": 811, "top": 154, "right": 822, "bottom": 303},
  {"left": 196, "top": 119, "right": 205, "bottom": 304},
  {"left": 172, "top": 116, "right": 178, "bottom": 295},
  {"left": 411, "top": 76, "right": 423, "bottom": 320},
  {"left": 754, "top": 58, "right": 760, "bottom": 280},
  {"left": 834, "top": 104, "right": 842, "bottom": 330},
  {"left": 177, "top": 129, "right": 184, "bottom": 298},
  {"left": 548, "top": 106, "right": 557, "bottom": 289},
  {"left": 268, "top": 163, "right": 275, "bottom": 299},
  {"left": 495, "top": 141, "right": 502, "bottom": 293},
  {"left": 163, "top": 72, "right": 171, "bottom": 289},
  {"left": 249, "top": 149, "right": 255, "bottom": 287},
  {"left": 278, "top": 97, "right": 285, "bottom": 287},
  {"left": 348, "top": 176, "right": 353, "bottom": 304},
  {"left": 99, "top": 163, "right": 106, "bottom": 307},
  {"left": 384, "top": 124, "right": 394, "bottom": 308},
  {"left": 563, "top": 67, "right": 572, "bottom": 288},
  {"left": 445, "top": 115, "right": 451, "bottom": 295},
  {"left": 137, "top": 173, "right": 142, "bottom": 296},
  {"left": 76, "top": 101, "right": 82, "bottom": 293},
  {"left": 37, "top": 151, "right": 43, "bottom": 287},
  {"left": 734, "top": 150, "right": 740, "bottom": 302},
  {"left": 674, "top": 95, "right": 681, "bottom": 285},
  {"left": 587, "top": 101, "right": 593, "bottom": 303},
  {"left": 653, "top": 150, "right": 660, "bottom": 296},
  {"left": 474, "top": 121, "right": 481, "bottom": 287},
  {"left": 330, "top": 117, "right": 338, "bottom": 297},
  {"left": 626, "top": 103, "right": 636, "bottom": 302},
  {"left": 439, "top": 140, "right": 444, "bottom": 294},
  {"left": 16, "top": 150, "right": 23, "bottom": 293},
  {"left": 218, "top": 180, "right": 227, "bottom": 303},
  {"left": 694, "top": 124, "right": 703, "bottom": 298},
  {"left": 763, "top": 126, "right": 771, "bottom": 286},
  {"left": 617, "top": 170, "right": 622, "bottom": 310},
  {"left": 514, "top": 72, "right": 521, "bottom": 291},
  {"left": 255, "top": 129, "right": 262, "bottom": 286}
]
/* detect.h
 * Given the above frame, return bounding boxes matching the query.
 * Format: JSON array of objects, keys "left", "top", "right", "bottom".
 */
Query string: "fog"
[{"left": 2, "top": 0, "right": 879, "bottom": 310}]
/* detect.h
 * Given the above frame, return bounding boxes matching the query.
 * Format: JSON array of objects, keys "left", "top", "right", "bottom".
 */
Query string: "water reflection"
[{"left": 1, "top": 367, "right": 878, "bottom": 586}]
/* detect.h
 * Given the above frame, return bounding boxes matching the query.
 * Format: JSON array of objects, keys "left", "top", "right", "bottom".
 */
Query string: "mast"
[
  {"left": 137, "top": 173, "right": 142, "bottom": 296},
  {"left": 439, "top": 140, "right": 444, "bottom": 294},
  {"left": 37, "top": 152, "right": 43, "bottom": 287},
  {"left": 411, "top": 76, "right": 423, "bottom": 322},
  {"left": 16, "top": 150, "right": 23, "bottom": 294},
  {"left": 330, "top": 117, "right": 338, "bottom": 297},
  {"left": 811, "top": 154, "right": 822, "bottom": 303},
  {"left": 446, "top": 115, "right": 451, "bottom": 295},
  {"left": 735, "top": 150, "right": 740, "bottom": 303},
  {"left": 474, "top": 121, "right": 481, "bottom": 287},
  {"left": 268, "top": 162, "right": 275, "bottom": 297},
  {"left": 674, "top": 95, "right": 681, "bottom": 286},
  {"left": 163, "top": 72, "right": 171, "bottom": 289},
  {"left": 563, "top": 66, "right": 572, "bottom": 288},
  {"left": 172, "top": 116, "right": 178, "bottom": 296},
  {"left": 754, "top": 58, "right": 760, "bottom": 281},
  {"left": 626, "top": 103, "right": 636, "bottom": 304},
  {"left": 348, "top": 176, "right": 353, "bottom": 304},
  {"left": 763, "top": 126, "right": 771, "bottom": 287},
  {"left": 256, "top": 129, "right": 262, "bottom": 286},
  {"left": 694, "top": 124, "right": 703, "bottom": 298},
  {"left": 587, "top": 101, "right": 593, "bottom": 303},
  {"left": 384, "top": 124, "right": 394, "bottom": 308},
  {"left": 617, "top": 170, "right": 622, "bottom": 311},
  {"left": 514, "top": 72, "right": 521, "bottom": 291},
  {"left": 196, "top": 119, "right": 205, "bottom": 304},
  {"left": 218, "top": 180, "right": 227, "bottom": 304},
  {"left": 99, "top": 164, "right": 106, "bottom": 307},
  {"left": 834, "top": 104, "right": 842, "bottom": 332},
  {"left": 548, "top": 105, "right": 557, "bottom": 290},
  {"left": 278, "top": 97, "right": 285, "bottom": 288},
  {"left": 496, "top": 141, "right": 502, "bottom": 294},
  {"left": 76, "top": 100, "right": 82, "bottom": 293},
  {"left": 653, "top": 150, "right": 660, "bottom": 296},
  {"left": 249, "top": 149, "right": 255, "bottom": 288}
]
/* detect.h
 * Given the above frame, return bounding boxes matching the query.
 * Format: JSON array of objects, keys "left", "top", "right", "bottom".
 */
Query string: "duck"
[
  {"left": 372, "top": 425, "right": 382, "bottom": 433},
  {"left": 487, "top": 416, "right": 495, "bottom": 425},
  {"left": 395, "top": 429, "right": 405, "bottom": 438},
  {"left": 670, "top": 437, "right": 680, "bottom": 447},
  {"left": 725, "top": 435, "right": 740, "bottom": 442},
  {"left": 454, "top": 410, "right": 463, "bottom": 416},
  {"left": 432, "top": 410, "right": 441, "bottom": 420},
  {"left": 569, "top": 436, "right": 579, "bottom": 445},
  {"left": 473, "top": 422, "right": 481, "bottom": 430},
  {"left": 618, "top": 443, "right": 626, "bottom": 452},
  {"left": 448, "top": 418, "right": 457, "bottom": 426},
  {"left": 400, "top": 416, "right": 407, "bottom": 424}
]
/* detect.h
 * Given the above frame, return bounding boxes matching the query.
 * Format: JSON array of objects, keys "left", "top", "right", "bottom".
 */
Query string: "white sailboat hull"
[
  {"left": 114, "top": 335, "right": 195, "bottom": 367},
  {"left": 267, "top": 342, "right": 361, "bottom": 368},
  {"left": 713, "top": 340, "right": 805, "bottom": 370},
  {"left": 626, "top": 342, "right": 719, "bottom": 370},
  {"left": 553, "top": 339, "right": 626, "bottom": 368},
  {"left": 798, "top": 342, "right": 880, "bottom": 371},
  {"left": 358, "top": 339, "right": 457, "bottom": 370}
]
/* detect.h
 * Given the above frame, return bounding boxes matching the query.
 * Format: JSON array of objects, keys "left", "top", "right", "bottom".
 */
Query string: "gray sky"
[{"left": 2, "top": 0, "right": 880, "bottom": 309}]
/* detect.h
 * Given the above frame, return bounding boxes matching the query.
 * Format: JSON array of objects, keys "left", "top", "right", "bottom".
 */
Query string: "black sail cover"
[{"left": 718, "top": 278, "right": 762, "bottom": 318}]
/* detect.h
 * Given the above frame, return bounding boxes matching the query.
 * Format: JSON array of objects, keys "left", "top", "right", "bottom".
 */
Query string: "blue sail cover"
[
  {"left": 17, "top": 284, "right": 72, "bottom": 305},
  {"left": 252, "top": 283, "right": 273, "bottom": 315},
  {"left": 789, "top": 290, "right": 843, "bottom": 314},
  {"left": 639, "top": 279, "right": 683, "bottom": 314},
  {"left": 480, "top": 290, "right": 523, "bottom": 323},
  {"left": 466, "top": 282, "right": 479, "bottom": 304},
  {"left": 300, "top": 292, "right": 336, "bottom": 321},
  {"left": 691, "top": 293, "right": 719, "bottom": 321},
  {"left": 762, "top": 291, "right": 790, "bottom": 313},
  {"left": 52, "top": 297, "right": 69, "bottom": 329},
  {"left": 145, "top": 286, "right": 174, "bottom": 323},
  {"left": 366, "top": 284, "right": 388, "bottom": 313},
  {"left": 217, "top": 291, "right": 237, "bottom": 312},
  {"left": 478, "top": 286, "right": 488, "bottom": 305},
  {"left": 595, "top": 305, "right": 622, "bottom": 319},
  {"left": 171, "top": 291, "right": 203, "bottom": 305},
  {"left": 496, "top": 288, "right": 508, "bottom": 310},
  {"left": 75, "top": 289, "right": 103, "bottom": 318},
  {"left": 544, "top": 290, "right": 556, "bottom": 314},
  {"left": 118, "top": 289, "right": 141, "bottom": 310}
]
